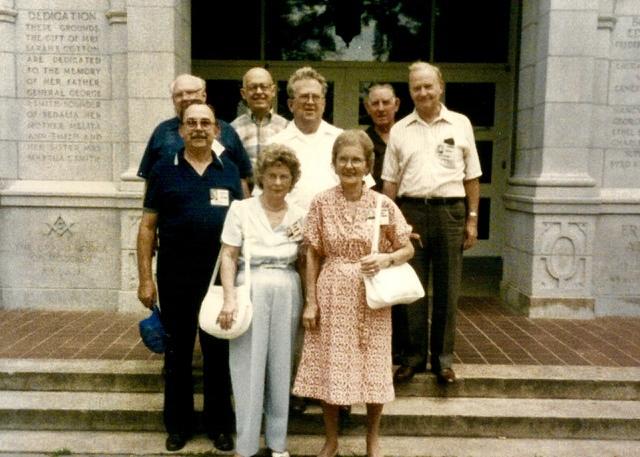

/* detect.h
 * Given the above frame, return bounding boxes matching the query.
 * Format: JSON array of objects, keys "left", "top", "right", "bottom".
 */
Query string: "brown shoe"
[
  {"left": 436, "top": 367, "right": 457, "bottom": 385},
  {"left": 393, "top": 365, "right": 416, "bottom": 384}
]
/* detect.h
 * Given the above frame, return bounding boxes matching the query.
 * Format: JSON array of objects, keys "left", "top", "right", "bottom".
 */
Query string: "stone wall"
[
  {"left": 592, "top": 0, "right": 640, "bottom": 315},
  {"left": 503, "top": 0, "right": 640, "bottom": 317},
  {"left": 0, "top": 0, "right": 191, "bottom": 313}
]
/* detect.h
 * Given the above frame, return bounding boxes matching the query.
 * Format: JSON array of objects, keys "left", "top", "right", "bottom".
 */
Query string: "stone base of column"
[{"left": 500, "top": 282, "right": 595, "bottom": 319}]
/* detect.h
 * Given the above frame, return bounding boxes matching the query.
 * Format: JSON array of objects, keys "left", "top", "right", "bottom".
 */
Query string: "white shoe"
[{"left": 272, "top": 451, "right": 290, "bottom": 457}]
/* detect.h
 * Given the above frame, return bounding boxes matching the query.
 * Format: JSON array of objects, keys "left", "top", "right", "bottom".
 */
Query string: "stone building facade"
[{"left": 0, "top": 0, "right": 638, "bottom": 317}]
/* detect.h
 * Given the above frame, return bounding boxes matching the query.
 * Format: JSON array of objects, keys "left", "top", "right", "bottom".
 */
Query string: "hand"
[
  {"left": 360, "top": 253, "right": 389, "bottom": 277},
  {"left": 302, "top": 303, "right": 319, "bottom": 331},
  {"left": 410, "top": 232, "right": 424, "bottom": 248},
  {"left": 463, "top": 218, "right": 478, "bottom": 250},
  {"left": 216, "top": 303, "right": 236, "bottom": 330},
  {"left": 137, "top": 279, "right": 157, "bottom": 309}
]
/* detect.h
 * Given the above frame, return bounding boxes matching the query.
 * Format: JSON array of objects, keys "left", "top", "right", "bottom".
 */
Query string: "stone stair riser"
[
  {"left": 2, "top": 410, "right": 639, "bottom": 441},
  {"left": 2, "top": 373, "right": 638, "bottom": 401}
]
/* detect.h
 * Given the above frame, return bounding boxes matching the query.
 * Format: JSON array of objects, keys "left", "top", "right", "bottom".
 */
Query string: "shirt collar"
[
  {"left": 175, "top": 147, "right": 224, "bottom": 169},
  {"left": 286, "top": 119, "right": 333, "bottom": 138},
  {"left": 407, "top": 103, "right": 453, "bottom": 126},
  {"left": 212, "top": 139, "right": 225, "bottom": 157},
  {"left": 250, "top": 111, "right": 273, "bottom": 124}
]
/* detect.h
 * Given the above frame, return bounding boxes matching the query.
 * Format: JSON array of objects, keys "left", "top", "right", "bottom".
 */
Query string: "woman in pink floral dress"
[{"left": 293, "top": 130, "right": 414, "bottom": 457}]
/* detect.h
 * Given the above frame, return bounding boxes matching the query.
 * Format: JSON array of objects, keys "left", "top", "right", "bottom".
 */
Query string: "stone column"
[
  {"left": 119, "top": 0, "right": 191, "bottom": 190},
  {"left": 0, "top": 1, "right": 18, "bottom": 184},
  {"left": 118, "top": 0, "right": 191, "bottom": 312},
  {"left": 502, "top": 0, "right": 600, "bottom": 317}
]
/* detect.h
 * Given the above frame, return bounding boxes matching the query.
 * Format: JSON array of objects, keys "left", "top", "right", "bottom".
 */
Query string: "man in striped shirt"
[{"left": 382, "top": 61, "right": 482, "bottom": 386}]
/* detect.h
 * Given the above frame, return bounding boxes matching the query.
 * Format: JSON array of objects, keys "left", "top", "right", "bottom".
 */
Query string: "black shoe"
[
  {"left": 393, "top": 365, "right": 416, "bottom": 383},
  {"left": 289, "top": 395, "right": 307, "bottom": 415},
  {"left": 165, "top": 432, "right": 189, "bottom": 452},
  {"left": 338, "top": 404, "right": 352, "bottom": 427},
  {"left": 213, "top": 432, "right": 235, "bottom": 452}
]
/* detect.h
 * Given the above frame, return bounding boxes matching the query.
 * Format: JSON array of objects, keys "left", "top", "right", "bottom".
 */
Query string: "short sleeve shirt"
[
  {"left": 231, "top": 112, "right": 289, "bottom": 168},
  {"left": 137, "top": 116, "right": 253, "bottom": 179},
  {"left": 221, "top": 197, "right": 305, "bottom": 268},
  {"left": 267, "top": 120, "right": 343, "bottom": 212},
  {"left": 382, "top": 105, "right": 482, "bottom": 198},
  {"left": 144, "top": 149, "right": 243, "bottom": 257}
]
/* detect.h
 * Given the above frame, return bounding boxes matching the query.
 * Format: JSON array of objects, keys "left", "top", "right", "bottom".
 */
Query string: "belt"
[
  {"left": 398, "top": 196, "right": 464, "bottom": 205},
  {"left": 253, "top": 263, "right": 294, "bottom": 270}
]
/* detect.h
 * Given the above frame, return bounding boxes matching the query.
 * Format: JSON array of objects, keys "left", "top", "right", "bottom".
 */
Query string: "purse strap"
[
  {"left": 371, "top": 194, "right": 382, "bottom": 255},
  {"left": 211, "top": 205, "right": 252, "bottom": 293}
]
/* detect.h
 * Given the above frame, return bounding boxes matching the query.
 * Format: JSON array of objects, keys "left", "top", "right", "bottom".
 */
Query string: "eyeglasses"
[
  {"left": 245, "top": 83, "right": 273, "bottom": 93},
  {"left": 295, "top": 93, "right": 324, "bottom": 102},
  {"left": 336, "top": 156, "right": 365, "bottom": 167},
  {"left": 183, "top": 118, "right": 214, "bottom": 129}
]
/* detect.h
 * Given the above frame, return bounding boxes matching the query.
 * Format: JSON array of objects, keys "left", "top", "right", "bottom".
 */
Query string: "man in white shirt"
[
  {"left": 270, "top": 66, "right": 374, "bottom": 212},
  {"left": 267, "top": 66, "right": 343, "bottom": 212},
  {"left": 382, "top": 61, "right": 482, "bottom": 386}
]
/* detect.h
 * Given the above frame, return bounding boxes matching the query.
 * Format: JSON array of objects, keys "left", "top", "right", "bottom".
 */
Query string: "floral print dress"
[{"left": 293, "top": 186, "right": 411, "bottom": 405}]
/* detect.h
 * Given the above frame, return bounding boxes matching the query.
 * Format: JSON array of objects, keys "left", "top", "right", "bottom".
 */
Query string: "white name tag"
[
  {"left": 379, "top": 208, "right": 390, "bottom": 225},
  {"left": 286, "top": 219, "right": 304, "bottom": 241},
  {"left": 367, "top": 208, "right": 390, "bottom": 225},
  {"left": 210, "top": 188, "right": 230, "bottom": 206}
]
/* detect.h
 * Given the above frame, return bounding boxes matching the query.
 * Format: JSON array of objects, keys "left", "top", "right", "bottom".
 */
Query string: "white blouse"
[{"left": 221, "top": 197, "right": 305, "bottom": 268}]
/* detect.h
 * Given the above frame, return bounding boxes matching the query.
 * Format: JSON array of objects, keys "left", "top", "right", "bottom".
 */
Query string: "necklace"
[{"left": 260, "top": 196, "right": 286, "bottom": 212}]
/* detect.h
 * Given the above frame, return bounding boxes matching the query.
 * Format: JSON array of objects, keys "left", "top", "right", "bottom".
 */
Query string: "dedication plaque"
[
  {"left": 604, "top": 16, "right": 640, "bottom": 188},
  {"left": 16, "top": 8, "right": 111, "bottom": 181}
]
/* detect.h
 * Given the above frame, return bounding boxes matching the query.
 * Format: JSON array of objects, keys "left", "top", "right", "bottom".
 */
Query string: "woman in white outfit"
[{"left": 217, "top": 144, "right": 304, "bottom": 457}]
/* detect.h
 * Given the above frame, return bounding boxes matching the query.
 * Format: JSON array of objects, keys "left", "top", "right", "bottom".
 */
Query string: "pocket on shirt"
[{"left": 437, "top": 145, "right": 463, "bottom": 169}]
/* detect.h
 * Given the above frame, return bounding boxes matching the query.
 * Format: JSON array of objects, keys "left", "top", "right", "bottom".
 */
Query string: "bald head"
[
  {"left": 241, "top": 67, "right": 276, "bottom": 119},
  {"left": 171, "top": 74, "right": 207, "bottom": 117}
]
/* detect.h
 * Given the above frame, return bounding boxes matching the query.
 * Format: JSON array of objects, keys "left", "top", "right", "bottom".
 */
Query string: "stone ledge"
[
  {"left": 501, "top": 283, "right": 596, "bottom": 318},
  {"left": 0, "top": 180, "right": 141, "bottom": 208}
]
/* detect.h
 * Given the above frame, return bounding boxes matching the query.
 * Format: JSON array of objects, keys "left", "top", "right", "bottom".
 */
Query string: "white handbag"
[
  {"left": 199, "top": 216, "right": 253, "bottom": 339},
  {"left": 364, "top": 194, "right": 425, "bottom": 309}
]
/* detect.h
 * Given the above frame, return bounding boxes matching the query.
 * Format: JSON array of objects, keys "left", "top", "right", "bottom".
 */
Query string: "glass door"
[{"left": 191, "top": 0, "right": 518, "bottom": 258}]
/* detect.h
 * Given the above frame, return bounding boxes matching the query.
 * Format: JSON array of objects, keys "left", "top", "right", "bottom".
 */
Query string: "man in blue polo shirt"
[
  {"left": 137, "top": 103, "right": 241, "bottom": 453},
  {"left": 138, "top": 73, "right": 252, "bottom": 197}
]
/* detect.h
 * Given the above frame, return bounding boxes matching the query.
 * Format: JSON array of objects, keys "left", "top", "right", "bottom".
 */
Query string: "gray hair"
[
  {"left": 331, "top": 129, "right": 375, "bottom": 171},
  {"left": 170, "top": 74, "right": 206, "bottom": 94},
  {"left": 287, "top": 66, "right": 328, "bottom": 98},
  {"left": 254, "top": 143, "right": 301, "bottom": 190},
  {"left": 408, "top": 61, "right": 444, "bottom": 88}
]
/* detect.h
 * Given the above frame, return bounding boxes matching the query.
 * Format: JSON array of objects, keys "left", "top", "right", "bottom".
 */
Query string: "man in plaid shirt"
[{"left": 232, "top": 67, "right": 288, "bottom": 186}]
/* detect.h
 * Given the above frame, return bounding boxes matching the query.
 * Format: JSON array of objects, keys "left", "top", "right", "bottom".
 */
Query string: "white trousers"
[{"left": 230, "top": 267, "right": 302, "bottom": 456}]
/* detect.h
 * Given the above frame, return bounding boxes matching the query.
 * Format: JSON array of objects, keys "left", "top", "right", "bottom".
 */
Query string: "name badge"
[
  {"left": 367, "top": 208, "right": 390, "bottom": 225},
  {"left": 286, "top": 219, "right": 304, "bottom": 241},
  {"left": 210, "top": 188, "right": 230, "bottom": 206},
  {"left": 379, "top": 208, "right": 390, "bottom": 225}
]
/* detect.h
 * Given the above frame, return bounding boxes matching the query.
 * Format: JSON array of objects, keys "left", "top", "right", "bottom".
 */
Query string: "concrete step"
[
  {"left": 1, "top": 391, "right": 639, "bottom": 440},
  {"left": 1, "top": 431, "right": 639, "bottom": 457},
  {"left": 2, "top": 359, "right": 639, "bottom": 400}
]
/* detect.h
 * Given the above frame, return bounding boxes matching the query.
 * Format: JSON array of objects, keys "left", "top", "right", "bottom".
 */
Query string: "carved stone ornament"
[
  {"left": 538, "top": 221, "right": 589, "bottom": 290},
  {"left": 45, "top": 216, "right": 75, "bottom": 237}
]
